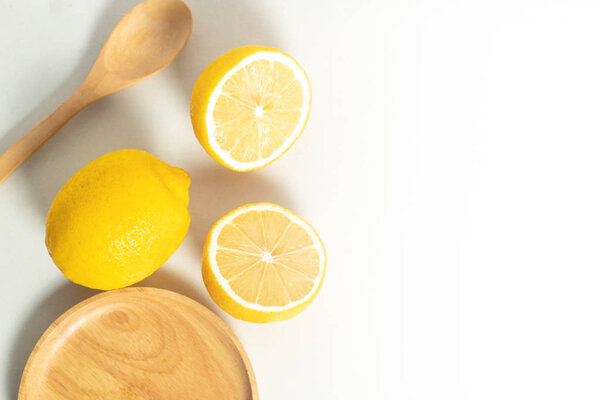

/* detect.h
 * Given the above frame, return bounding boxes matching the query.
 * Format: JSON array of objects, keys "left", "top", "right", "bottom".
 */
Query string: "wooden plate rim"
[{"left": 18, "top": 286, "right": 259, "bottom": 399}]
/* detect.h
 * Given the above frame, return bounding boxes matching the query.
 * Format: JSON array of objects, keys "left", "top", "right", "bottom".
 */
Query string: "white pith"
[
  {"left": 205, "top": 51, "right": 311, "bottom": 171},
  {"left": 207, "top": 203, "right": 326, "bottom": 312}
]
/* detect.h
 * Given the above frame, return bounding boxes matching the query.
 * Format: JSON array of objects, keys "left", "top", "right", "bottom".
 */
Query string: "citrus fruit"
[
  {"left": 45, "top": 149, "right": 190, "bottom": 290},
  {"left": 202, "top": 203, "right": 326, "bottom": 323},
  {"left": 190, "top": 46, "right": 311, "bottom": 171}
]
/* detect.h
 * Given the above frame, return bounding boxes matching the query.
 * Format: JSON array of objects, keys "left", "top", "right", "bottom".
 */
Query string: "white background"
[{"left": 1, "top": 0, "right": 600, "bottom": 399}]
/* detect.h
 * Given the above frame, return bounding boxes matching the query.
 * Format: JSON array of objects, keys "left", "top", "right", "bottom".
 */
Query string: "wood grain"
[{"left": 18, "top": 287, "right": 258, "bottom": 399}]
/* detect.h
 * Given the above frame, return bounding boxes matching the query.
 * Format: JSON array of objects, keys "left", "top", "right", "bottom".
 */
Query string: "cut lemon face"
[
  {"left": 203, "top": 203, "right": 326, "bottom": 323},
  {"left": 190, "top": 46, "right": 311, "bottom": 171}
]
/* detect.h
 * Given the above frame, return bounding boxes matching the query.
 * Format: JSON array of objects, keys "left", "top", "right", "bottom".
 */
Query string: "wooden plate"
[{"left": 18, "top": 287, "right": 258, "bottom": 399}]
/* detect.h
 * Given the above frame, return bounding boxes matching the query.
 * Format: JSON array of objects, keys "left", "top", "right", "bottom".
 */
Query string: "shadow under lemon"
[{"left": 187, "top": 165, "right": 296, "bottom": 260}]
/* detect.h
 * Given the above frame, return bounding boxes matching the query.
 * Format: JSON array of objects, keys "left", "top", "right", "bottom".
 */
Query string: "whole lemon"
[{"left": 45, "top": 149, "right": 190, "bottom": 290}]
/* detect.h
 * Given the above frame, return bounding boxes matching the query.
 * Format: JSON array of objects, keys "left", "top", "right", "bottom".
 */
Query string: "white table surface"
[{"left": 2, "top": 1, "right": 600, "bottom": 399}]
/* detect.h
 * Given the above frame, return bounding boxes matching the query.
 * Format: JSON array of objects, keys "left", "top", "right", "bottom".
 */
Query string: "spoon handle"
[{"left": 0, "top": 90, "right": 90, "bottom": 184}]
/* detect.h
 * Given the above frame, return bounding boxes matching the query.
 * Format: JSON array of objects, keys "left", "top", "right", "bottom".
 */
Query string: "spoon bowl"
[
  {"left": 0, "top": 0, "right": 193, "bottom": 183},
  {"left": 90, "top": 0, "right": 193, "bottom": 97}
]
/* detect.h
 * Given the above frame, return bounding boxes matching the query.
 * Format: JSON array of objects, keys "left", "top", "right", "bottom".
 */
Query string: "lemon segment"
[
  {"left": 191, "top": 46, "right": 311, "bottom": 171},
  {"left": 203, "top": 203, "right": 326, "bottom": 323}
]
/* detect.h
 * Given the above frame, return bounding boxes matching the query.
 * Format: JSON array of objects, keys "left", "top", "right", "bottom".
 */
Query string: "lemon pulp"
[{"left": 191, "top": 46, "right": 311, "bottom": 171}]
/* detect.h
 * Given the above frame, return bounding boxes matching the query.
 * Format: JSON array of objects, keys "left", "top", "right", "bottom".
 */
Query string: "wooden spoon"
[{"left": 0, "top": 0, "right": 193, "bottom": 184}]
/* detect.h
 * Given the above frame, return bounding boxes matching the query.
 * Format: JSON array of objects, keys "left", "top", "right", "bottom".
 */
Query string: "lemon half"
[
  {"left": 203, "top": 203, "right": 326, "bottom": 323},
  {"left": 191, "top": 46, "right": 311, "bottom": 171}
]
